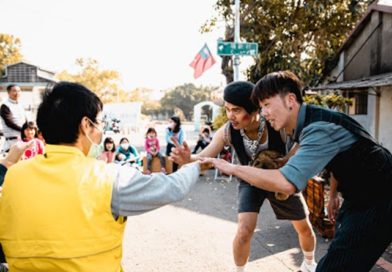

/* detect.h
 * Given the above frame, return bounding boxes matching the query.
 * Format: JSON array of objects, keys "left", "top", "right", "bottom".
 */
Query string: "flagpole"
[{"left": 233, "top": 0, "right": 240, "bottom": 81}]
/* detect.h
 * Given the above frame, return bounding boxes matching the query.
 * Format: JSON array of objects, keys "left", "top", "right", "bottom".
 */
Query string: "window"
[{"left": 347, "top": 91, "right": 368, "bottom": 115}]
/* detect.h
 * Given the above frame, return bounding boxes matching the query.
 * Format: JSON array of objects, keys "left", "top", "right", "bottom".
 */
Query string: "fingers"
[
  {"left": 182, "top": 141, "right": 189, "bottom": 151},
  {"left": 170, "top": 136, "right": 181, "bottom": 148}
]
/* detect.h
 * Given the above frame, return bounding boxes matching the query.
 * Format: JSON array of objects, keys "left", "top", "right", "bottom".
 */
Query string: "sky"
[{"left": 0, "top": 0, "right": 255, "bottom": 91}]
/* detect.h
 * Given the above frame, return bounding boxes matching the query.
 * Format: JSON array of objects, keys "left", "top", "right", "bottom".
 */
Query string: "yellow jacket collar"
[{"left": 44, "top": 144, "right": 85, "bottom": 157}]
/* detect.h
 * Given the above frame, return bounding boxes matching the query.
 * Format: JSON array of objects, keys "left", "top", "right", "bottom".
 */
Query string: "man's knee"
[
  {"left": 292, "top": 219, "right": 315, "bottom": 238},
  {"left": 235, "top": 223, "right": 256, "bottom": 245}
]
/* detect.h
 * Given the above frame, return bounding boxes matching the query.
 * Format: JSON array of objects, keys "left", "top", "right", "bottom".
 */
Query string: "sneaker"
[{"left": 300, "top": 261, "right": 317, "bottom": 272}]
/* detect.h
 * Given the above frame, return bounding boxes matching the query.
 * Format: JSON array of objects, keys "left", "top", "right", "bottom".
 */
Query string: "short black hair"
[
  {"left": 223, "top": 81, "right": 259, "bottom": 114},
  {"left": 37, "top": 81, "right": 103, "bottom": 144},
  {"left": 252, "top": 71, "right": 304, "bottom": 104},
  {"left": 6, "top": 84, "right": 18, "bottom": 92}
]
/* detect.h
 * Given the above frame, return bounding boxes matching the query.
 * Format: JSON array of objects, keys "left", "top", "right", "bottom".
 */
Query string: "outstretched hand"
[
  {"left": 200, "top": 157, "right": 236, "bottom": 176},
  {"left": 327, "top": 195, "right": 340, "bottom": 223},
  {"left": 169, "top": 137, "right": 191, "bottom": 165},
  {"left": 1, "top": 140, "right": 34, "bottom": 168}
]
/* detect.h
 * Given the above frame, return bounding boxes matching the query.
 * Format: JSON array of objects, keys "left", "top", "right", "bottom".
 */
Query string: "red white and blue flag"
[{"left": 189, "top": 44, "right": 216, "bottom": 79}]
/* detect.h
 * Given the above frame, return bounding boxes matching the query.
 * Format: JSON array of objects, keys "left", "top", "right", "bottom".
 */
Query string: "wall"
[{"left": 378, "top": 85, "right": 392, "bottom": 151}]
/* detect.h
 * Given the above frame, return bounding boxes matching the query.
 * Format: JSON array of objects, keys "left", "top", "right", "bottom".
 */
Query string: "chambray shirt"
[{"left": 279, "top": 104, "right": 358, "bottom": 191}]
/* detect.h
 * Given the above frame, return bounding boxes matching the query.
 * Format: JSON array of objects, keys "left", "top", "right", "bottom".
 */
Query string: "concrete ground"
[{"left": 121, "top": 169, "right": 392, "bottom": 272}]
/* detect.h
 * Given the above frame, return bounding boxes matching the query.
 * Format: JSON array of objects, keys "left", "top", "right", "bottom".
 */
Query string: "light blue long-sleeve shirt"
[
  {"left": 165, "top": 128, "right": 185, "bottom": 145},
  {"left": 111, "top": 162, "right": 200, "bottom": 217}
]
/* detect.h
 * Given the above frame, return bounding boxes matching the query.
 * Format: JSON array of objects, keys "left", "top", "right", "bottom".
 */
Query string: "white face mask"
[
  {"left": 86, "top": 118, "right": 104, "bottom": 158},
  {"left": 120, "top": 143, "right": 129, "bottom": 150}
]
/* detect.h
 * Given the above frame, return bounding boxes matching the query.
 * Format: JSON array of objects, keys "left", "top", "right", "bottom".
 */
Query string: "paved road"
[{"left": 121, "top": 170, "right": 392, "bottom": 272}]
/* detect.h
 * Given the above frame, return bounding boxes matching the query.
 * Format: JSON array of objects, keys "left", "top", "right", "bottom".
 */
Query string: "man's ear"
[
  {"left": 79, "top": 117, "right": 90, "bottom": 135},
  {"left": 287, "top": 93, "right": 297, "bottom": 108}
]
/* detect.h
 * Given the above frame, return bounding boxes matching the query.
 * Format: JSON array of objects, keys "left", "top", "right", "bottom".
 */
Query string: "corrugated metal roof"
[{"left": 313, "top": 72, "right": 392, "bottom": 90}]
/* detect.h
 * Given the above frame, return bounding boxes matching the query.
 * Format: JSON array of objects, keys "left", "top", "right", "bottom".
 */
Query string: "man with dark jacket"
[{"left": 206, "top": 71, "right": 392, "bottom": 272}]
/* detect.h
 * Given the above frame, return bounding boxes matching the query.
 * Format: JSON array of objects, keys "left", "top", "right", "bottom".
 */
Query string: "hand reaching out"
[
  {"left": 200, "top": 157, "right": 236, "bottom": 176},
  {"left": 169, "top": 137, "right": 191, "bottom": 165},
  {"left": 1, "top": 140, "right": 34, "bottom": 169}
]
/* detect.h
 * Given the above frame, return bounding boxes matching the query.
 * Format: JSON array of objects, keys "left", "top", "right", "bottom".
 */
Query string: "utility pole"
[
  {"left": 217, "top": 0, "right": 258, "bottom": 79},
  {"left": 233, "top": 0, "right": 240, "bottom": 81}
]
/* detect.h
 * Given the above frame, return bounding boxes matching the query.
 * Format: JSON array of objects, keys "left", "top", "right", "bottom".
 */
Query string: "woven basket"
[{"left": 302, "top": 177, "right": 336, "bottom": 239}]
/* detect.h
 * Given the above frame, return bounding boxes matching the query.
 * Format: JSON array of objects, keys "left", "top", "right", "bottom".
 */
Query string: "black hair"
[
  {"left": 252, "top": 71, "right": 304, "bottom": 105},
  {"left": 146, "top": 127, "right": 157, "bottom": 138},
  {"left": 202, "top": 128, "right": 210, "bottom": 134},
  {"left": 223, "top": 81, "right": 259, "bottom": 114},
  {"left": 21, "top": 121, "right": 38, "bottom": 140},
  {"left": 6, "top": 84, "right": 17, "bottom": 92},
  {"left": 103, "top": 137, "right": 116, "bottom": 152},
  {"left": 119, "top": 137, "right": 129, "bottom": 144},
  {"left": 170, "top": 116, "right": 181, "bottom": 133},
  {"left": 36, "top": 81, "right": 103, "bottom": 144}
]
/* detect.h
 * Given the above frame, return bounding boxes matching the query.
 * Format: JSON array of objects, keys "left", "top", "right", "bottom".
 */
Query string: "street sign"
[{"left": 217, "top": 41, "right": 258, "bottom": 56}]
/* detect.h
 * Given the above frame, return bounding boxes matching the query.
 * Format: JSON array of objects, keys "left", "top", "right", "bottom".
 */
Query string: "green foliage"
[
  {"left": 304, "top": 93, "right": 352, "bottom": 111},
  {"left": 212, "top": 106, "right": 228, "bottom": 130},
  {"left": 160, "top": 84, "right": 219, "bottom": 120},
  {"left": 0, "top": 34, "right": 23, "bottom": 75},
  {"left": 56, "top": 58, "right": 124, "bottom": 104},
  {"left": 208, "top": 0, "right": 370, "bottom": 85}
]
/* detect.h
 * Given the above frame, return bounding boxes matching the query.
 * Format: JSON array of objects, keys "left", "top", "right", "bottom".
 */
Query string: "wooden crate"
[{"left": 302, "top": 177, "right": 335, "bottom": 239}]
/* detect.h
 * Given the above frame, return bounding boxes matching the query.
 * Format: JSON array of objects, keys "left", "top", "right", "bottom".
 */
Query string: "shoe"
[{"left": 300, "top": 261, "right": 317, "bottom": 272}]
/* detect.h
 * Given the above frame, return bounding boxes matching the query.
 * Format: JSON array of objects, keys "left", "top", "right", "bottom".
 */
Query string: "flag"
[{"left": 189, "top": 44, "right": 216, "bottom": 79}]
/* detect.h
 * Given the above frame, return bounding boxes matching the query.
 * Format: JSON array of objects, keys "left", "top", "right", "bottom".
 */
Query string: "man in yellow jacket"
[{"left": 0, "top": 82, "right": 202, "bottom": 272}]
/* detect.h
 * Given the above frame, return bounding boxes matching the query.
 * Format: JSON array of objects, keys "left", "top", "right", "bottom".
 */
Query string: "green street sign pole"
[{"left": 217, "top": 0, "right": 259, "bottom": 81}]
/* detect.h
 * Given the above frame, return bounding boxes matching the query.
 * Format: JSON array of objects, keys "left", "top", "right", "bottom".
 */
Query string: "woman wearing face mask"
[
  {"left": 115, "top": 137, "right": 141, "bottom": 168},
  {"left": 165, "top": 116, "right": 184, "bottom": 172}
]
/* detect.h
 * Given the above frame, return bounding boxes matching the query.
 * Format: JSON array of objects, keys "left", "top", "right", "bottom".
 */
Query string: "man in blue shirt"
[{"left": 205, "top": 71, "right": 392, "bottom": 272}]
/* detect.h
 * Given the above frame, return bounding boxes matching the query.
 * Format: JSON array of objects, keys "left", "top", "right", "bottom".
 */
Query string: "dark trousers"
[
  {"left": 316, "top": 199, "right": 392, "bottom": 272},
  {"left": 166, "top": 143, "right": 178, "bottom": 172},
  {"left": 192, "top": 140, "right": 209, "bottom": 154},
  {"left": 146, "top": 152, "right": 166, "bottom": 171}
]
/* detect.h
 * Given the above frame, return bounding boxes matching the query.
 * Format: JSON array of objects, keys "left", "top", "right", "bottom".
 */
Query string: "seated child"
[{"left": 145, "top": 127, "right": 166, "bottom": 174}]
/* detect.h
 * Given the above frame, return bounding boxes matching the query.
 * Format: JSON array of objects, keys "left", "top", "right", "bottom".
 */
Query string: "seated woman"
[
  {"left": 192, "top": 127, "right": 212, "bottom": 154},
  {"left": 98, "top": 137, "right": 116, "bottom": 163},
  {"left": 115, "top": 137, "right": 141, "bottom": 169}
]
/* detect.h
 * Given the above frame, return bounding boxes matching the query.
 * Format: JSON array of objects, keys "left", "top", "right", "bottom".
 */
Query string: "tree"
[
  {"left": 204, "top": 0, "right": 370, "bottom": 86},
  {"left": 0, "top": 34, "right": 23, "bottom": 75},
  {"left": 160, "top": 84, "right": 219, "bottom": 120},
  {"left": 56, "top": 58, "right": 124, "bottom": 104}
]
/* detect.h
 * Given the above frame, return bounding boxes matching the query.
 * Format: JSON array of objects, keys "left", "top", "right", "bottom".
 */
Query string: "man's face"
[
  {"left": 224, "top": 102, "right": 256, "bottom": 130},
  {"left": 259, "top": 94, "right": 291, "bottom": 131},
  {"left": 8, "top": 86, "right": 21, "bottom": 101}
]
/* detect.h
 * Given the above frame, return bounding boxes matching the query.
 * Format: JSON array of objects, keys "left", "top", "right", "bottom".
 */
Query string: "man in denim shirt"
[{"left": 206, "top": 71, "right": 392, "bottom": 272}]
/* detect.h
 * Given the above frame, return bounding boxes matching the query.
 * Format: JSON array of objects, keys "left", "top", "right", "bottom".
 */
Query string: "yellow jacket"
[{"left": 0, "top": 145, "right": 125, "bottom": 272}]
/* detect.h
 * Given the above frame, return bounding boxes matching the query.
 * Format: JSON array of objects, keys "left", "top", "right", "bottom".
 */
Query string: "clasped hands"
[{"left": 168, "top": 137, "right": 235, "bottom": 174}]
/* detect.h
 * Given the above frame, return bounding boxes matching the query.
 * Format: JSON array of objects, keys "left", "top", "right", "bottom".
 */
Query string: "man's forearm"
[{"left": 233, "top": 165, "right": 296, "bottom": 194}]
